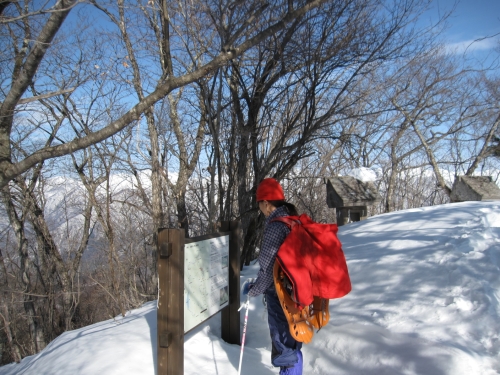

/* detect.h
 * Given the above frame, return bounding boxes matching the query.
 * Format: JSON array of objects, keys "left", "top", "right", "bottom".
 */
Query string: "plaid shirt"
[{"left": 248, "top": 206, "right": 291, "bottom": 297}]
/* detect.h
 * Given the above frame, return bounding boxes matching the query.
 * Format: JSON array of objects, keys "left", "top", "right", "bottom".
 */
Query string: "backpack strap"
[{"left": 271, "top": 216, "right": 301, "bottom": 229}]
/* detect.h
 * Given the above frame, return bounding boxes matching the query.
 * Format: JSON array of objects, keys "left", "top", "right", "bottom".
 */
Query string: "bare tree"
[
  {"left": 0, "top": 0, "right": 329, "bottom": 189},
  {"left": 465, "top": 75, "right": 500, "bottom": 174},
  {"left": 219, "top": 0, "right": 436, "bottom": 264}
]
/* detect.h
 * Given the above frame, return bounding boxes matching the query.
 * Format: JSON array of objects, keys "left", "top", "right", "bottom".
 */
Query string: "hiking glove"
[{"left": 241, "top": 278, "right": 256, "bottom": 296}]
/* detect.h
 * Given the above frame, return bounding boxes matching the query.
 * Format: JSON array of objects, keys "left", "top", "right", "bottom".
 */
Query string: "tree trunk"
[
  {"left": 0, "top": 249, "right": 22, "bottom": 362},
  {"left": 466, "top": 113, "right": 500, "bottom": 175},
  {"left": 1, "top": 186, "right": 47, "bottom": 353}
]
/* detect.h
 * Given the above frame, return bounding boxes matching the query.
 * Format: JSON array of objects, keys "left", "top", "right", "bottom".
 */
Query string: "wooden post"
[
  {"left": 157, "top": 228, "right": 184, "bottom": 375},
  {"left": 220, "top": 221, "right": 241, "bottom": 345}
]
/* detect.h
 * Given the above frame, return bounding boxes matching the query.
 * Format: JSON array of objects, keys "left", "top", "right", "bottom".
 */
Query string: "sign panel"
[{"left": 184, "top": 234, "right": 229, "bottom": 333}]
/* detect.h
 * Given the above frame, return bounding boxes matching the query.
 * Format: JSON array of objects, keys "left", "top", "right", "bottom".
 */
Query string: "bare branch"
[{"left": 0, "top": 0, "right": 328, "bottom": 189}]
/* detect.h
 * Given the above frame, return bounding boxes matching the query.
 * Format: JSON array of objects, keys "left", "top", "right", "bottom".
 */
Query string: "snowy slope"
[{"left": 1, "top": 201, "right": 499, "bottom": 375}]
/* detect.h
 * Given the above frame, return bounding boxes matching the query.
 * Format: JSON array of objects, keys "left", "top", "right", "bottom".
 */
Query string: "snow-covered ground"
[{"left": 1, "top": 201, "right": 499, "bottom": 375}]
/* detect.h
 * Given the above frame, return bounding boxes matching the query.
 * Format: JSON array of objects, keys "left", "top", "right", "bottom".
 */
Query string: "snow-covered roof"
[
  {"left": 326, "top": 176, "right": 381, "bottom": 208},
  {"left": 450, "top": 176, "right": 500, "bottom": 202}
]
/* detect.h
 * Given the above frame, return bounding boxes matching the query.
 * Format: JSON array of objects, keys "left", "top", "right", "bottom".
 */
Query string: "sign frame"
[{"left": 157, "top": 221, "right": 241, "bottom": 375}]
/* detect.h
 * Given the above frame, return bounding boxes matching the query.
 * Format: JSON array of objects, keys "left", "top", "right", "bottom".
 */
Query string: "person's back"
[{"left": 242, "top": 178, "right": 303, "bottom": 375}]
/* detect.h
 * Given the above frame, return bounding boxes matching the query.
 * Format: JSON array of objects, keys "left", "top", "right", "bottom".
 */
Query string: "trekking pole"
[{"left": 237, "top": 295, "right": 250, "bottom": 375}]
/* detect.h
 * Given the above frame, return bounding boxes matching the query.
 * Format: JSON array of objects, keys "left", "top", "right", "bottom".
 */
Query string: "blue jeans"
[{"left": 265, "top": 287, "right": 303, "bottom": 374}]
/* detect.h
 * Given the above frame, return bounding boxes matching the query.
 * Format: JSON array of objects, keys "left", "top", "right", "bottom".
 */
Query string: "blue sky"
[{"left": 428, "top": 0, "right": 500, "bottom": 56}]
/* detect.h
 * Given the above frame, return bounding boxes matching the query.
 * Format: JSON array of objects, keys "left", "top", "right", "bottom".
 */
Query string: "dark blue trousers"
[{"left": 265, "top": 287, "right": 303, "bottom": 374}]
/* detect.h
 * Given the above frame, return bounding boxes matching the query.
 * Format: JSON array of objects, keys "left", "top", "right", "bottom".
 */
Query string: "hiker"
[{"left": 242, "top": 178, "right": 303, "bottom": 375}]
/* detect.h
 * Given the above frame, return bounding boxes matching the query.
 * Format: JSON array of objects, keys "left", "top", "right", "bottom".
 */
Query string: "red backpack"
[{"left": 272, "top": 214, "right": 351, "bottom": 343}]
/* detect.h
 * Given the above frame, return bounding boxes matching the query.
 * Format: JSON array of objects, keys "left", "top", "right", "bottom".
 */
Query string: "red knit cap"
[{"left": 256, "top": 178, "right": 285, "bottom": 202}]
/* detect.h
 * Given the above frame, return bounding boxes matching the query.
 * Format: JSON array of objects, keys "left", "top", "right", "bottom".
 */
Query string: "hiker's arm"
[{"left": 248, "top": 222, "right": 289, "bottom": 297}]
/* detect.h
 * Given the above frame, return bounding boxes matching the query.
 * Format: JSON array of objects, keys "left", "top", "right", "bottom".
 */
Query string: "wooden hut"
[
  {"left": 450, "top": 176, "right": 500, "bottom": 202},
  {"left": 325, "top": 176, "right": 381, "bottom": 226}
]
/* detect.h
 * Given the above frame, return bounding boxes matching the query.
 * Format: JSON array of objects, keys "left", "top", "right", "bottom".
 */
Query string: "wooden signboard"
[{"left": 157, "top": 221, "right": 241, "bottom": 375}]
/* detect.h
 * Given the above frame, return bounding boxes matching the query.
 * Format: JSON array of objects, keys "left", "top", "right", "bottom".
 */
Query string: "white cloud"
[{"left": 445, "top": 37, "right": 498, "bottom": 54}]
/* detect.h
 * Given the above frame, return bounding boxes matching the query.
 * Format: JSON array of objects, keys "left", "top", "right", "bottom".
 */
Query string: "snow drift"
[{"left": 1, "top": 201, "right": 499, "bottom": 375}]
